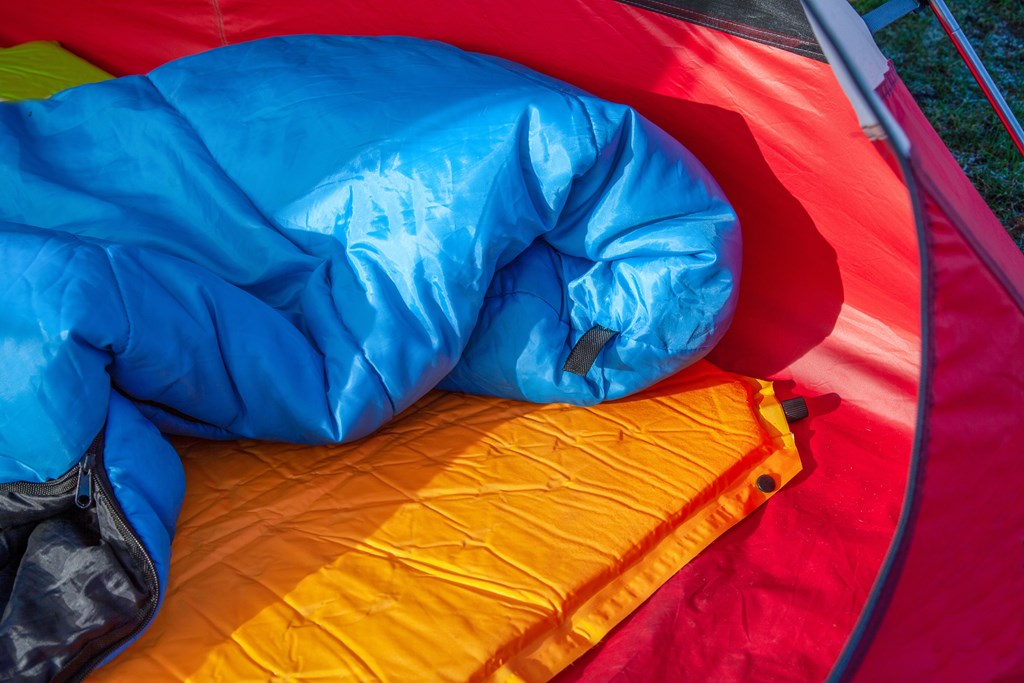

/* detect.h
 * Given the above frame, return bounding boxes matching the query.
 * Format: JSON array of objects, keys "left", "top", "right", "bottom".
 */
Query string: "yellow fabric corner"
[
  {"left": 0, "top": 41, "right": 112, "bottom": 101},
  {"left": 94, "top": 361, "right": 801, "bottom": 682}
]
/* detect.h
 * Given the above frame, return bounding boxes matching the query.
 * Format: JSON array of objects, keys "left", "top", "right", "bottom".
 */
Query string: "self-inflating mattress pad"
[{"left": 92, "top": 362, "right": 801, "bottom": 681}]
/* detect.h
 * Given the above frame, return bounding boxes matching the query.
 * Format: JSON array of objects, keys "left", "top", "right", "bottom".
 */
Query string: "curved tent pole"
[
  {"left": 799, "top": 1, "right": 931, "bottom": 680},
  {"left": 927, "top": 0, "right": 1024, "bottom": 159},
  {"left": 863, "top": 0, "right": 1024, "bottom": 160}
]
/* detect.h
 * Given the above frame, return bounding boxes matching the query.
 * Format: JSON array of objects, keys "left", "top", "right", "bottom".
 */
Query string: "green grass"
[{"left": 850, "top": 0, "right": 1024, "bottom": 249}]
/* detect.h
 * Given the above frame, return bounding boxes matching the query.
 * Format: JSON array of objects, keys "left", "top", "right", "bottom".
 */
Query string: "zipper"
[
  {"left": 0, "top": 431, "right": 161, "bottom": 682},
  {"left": 0, "top": 463, "right": 79, "bottom": 497},
  {"left": 74, "top": 452, "right": 94, "bottom": 509},
  {"left": 65, "top": 443, "right": 160, "bottom": 683},
  {"left": 0, "top": 432, "right": 103, "bottom": 499}
]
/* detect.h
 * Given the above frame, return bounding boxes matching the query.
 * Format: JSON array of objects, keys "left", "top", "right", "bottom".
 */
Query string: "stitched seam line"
[
  {"left": 624, "top": 0, "right": 818, "bottom": 45},
  {"left": 210, "top": 0, "right": 228, "bottom": 46},
  {"left": 619, "top": 0, "right": 824, "bottom": 58}
]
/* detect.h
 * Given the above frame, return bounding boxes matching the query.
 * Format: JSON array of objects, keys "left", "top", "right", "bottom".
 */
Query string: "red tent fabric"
[{"left": 3, "top": 0, "right": 1021, "bottom": 680}]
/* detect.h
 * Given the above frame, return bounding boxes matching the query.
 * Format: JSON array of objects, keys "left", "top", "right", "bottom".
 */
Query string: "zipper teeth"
[
  {"left": 68, "top": 472, "right": 160, "bottom": 683},
  {"left": 0, "top": 432, "right": 158, "bottom": 681},
  {"left": 97, "top": 484, "right": 159, "bottom": 589},
  {"left": 0, "top": 467, "right": 80, "bottom": 497},
  {"left": 1, "top": 433, "right": 105, "bottom": 498}
]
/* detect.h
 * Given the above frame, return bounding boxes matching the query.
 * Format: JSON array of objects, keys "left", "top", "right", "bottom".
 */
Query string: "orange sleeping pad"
[{"left": 94, "top": 361, "right": 801, "bottom": 681}]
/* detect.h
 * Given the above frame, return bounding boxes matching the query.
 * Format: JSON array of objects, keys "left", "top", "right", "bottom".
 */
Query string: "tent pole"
[{"left": 927, "top": 0, "right": 1024, "bottom": 159}]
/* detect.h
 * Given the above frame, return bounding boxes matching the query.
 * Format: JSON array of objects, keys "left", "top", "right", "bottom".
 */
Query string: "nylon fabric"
[
  {"left": 617, "top": 0, "right": 824, "bottom": 59},
  {"left": 1, "top": 5, "right": 910, "bottom": 681},
  {"left": 0, "top": 34, "right": 741, "bottom": 456},
  {"left": 4, "top": 0, "right": 1021, "bottom": 680},
  {"left": 0, "top": 396, "right": 183, "bottom": 681},
  {"left": 0, "top": 458, "right": 151, "bottom": 682},
  {"left": 0, "top": 41, "right": 111, "bottom": 101},
  {"left": 0, "top": 1, "right": 220, "bottom": 74},
  {"left": 842, "top": 69, "right": 1024, "bottom": 683},
  {"left": 0, "top": 35, "right": 740, "bottom": 463},
  {"left": 0, "top": 33, "right": 740, "bottom": 675},
  {"left": 91, "top": 362, "right": 801, "bottom": 682},
  {"left": 97, "top": 392, "right": 186, "bottom": 667}
]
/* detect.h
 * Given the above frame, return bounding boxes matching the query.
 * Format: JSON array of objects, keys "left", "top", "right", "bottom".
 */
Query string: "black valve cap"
[{"left": 781, "top": 397, "right": 809, "bottom": 424}]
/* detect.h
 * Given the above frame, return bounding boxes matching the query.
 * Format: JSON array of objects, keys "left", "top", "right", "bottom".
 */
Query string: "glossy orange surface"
[{"left": 95, "top": 362, "right": 799, "bottom": 681}]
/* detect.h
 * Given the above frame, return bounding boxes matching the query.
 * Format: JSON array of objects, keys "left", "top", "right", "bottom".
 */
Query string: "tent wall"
[
  {"left": 8, "top": 0, "right": 1018, "bottom": 680},
  {"left": 836, "top": 71, "right": 1024, "bottom": 682}
]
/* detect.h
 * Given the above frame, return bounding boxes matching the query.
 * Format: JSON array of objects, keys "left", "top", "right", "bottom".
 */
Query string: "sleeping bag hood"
[{"left": 0, "top": 35, "right": 740, "bottom": 680}]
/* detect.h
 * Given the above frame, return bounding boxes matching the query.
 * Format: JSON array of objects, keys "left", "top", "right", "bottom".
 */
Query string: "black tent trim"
[{"left": 616, "top": 0, "right": 826, "bottom": 60}]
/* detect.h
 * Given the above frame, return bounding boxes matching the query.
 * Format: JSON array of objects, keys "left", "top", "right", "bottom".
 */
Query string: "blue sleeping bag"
[{"left": 0, "top": 36, "right": 739, "bottom": 679}]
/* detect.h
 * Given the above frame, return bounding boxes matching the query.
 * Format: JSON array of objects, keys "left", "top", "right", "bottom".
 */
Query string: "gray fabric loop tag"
[{"left": 563, "top": 325, "right": 618, "bottom": 376}]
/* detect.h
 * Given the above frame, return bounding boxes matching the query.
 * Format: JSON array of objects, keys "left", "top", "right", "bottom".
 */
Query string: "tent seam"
[
  {"left": 210, "top": 0, "right": 229, "bottom": 46},
  {"left": 618, "top": 0, "right": 825, "bottom": 59},
  {"left": 624, "top": 0, "right": 815, "bottom": 45}
]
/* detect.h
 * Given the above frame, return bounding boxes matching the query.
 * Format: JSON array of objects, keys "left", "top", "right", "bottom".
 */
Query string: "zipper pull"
[{"left": 75, "top": 455, "right": 94, "bottom": 509}]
